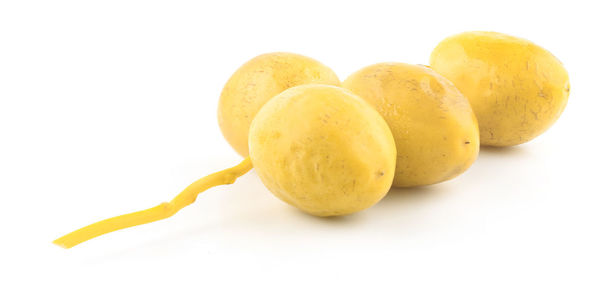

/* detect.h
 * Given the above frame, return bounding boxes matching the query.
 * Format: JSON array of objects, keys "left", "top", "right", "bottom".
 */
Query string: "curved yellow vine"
[{"left": 53, "top": 158, "right": 252, "bottom": 248}]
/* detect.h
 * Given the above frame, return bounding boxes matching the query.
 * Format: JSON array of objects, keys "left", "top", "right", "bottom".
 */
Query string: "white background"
[{"left": 1, "top": 0, "right": 598, "bottom": 296}]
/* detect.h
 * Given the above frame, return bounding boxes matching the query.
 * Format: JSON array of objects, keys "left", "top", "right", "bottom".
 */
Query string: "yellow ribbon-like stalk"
[{"left": 53, "top": 158, "right": 252, "bottom": 248}]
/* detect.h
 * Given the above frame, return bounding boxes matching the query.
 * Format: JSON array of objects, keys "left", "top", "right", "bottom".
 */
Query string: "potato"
[
  {"left": 249, "top": 84, "right": 396, "bottom": 216},
  {"left": 430, "top": 31, "right": 570, "bottom": 146},
  {"left": 343, "top": 63, "right": 479, "bottom": 187},
  {"left": 218, "top": 52, "right": 340, "bottom": 156}
]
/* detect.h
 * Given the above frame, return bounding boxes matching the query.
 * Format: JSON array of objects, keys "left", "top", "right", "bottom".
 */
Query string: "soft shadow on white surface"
[
  {"left": 372, "top": 186, "right": 448, "bottom": 223},
  {"left": 479, "top": 145, "right": 531, "bottom": 157},
  {"left": 81, "top": 181, "right": 455, "bottom": 264},
  {"left": 384, "top": 185, "right": 446, "bottom": 202}
]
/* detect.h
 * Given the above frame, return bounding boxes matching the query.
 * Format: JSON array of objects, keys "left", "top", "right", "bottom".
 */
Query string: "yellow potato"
[
  {"left": 430, "top": 31, "right": 570, "bottom": 146},
  {"left": 343, "top": 63, "right": 479, "bottom": 187},
  {"left": 218, "top": 52, "right": 340, "bottom": 156},
  {"left": 249, "top": 84, "right": 396, "bottom": 216}
]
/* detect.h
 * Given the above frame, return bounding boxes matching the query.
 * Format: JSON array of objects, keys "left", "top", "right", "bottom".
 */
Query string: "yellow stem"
[{"left": 53, "top": 157, "right": 253, "bottom": 249}]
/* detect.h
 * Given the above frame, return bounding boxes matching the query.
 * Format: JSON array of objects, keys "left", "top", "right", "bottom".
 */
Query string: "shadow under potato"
[
  {"left": 386, "top": 185, "right": 444, "bottom": 199},
  {"left": 290, "top": 185, "right": 446, "bottom": 223},
  {"left": 84, "top": 184, "right": 450, "bottom": 261},
  {"left": 372, "top": 184, "right": 449, "bottom": 213},
  {"left": 289, "top": 205, "right": 369, "bottom": 225},
  {"left": 479, "top": 145, "right": 530, "bottom": 157}
]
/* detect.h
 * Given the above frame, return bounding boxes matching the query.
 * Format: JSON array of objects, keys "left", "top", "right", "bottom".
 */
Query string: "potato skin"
[
  {"left": 218, "top": 52, "right": 340, "bottom": 157},
  {"left": 343, "top": 63, "right": 479, "bottom": 187},
  {"left": 249, "top": 85, "right": 396, "bottom": 217},
  {"left": 430, "top": 31, "right": 570, "bottom": 146}
]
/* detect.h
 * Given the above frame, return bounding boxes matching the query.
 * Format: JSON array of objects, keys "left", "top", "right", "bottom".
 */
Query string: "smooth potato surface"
[
  {"left": 430, "top": 31, "right": 570, "bottom": 146},
  {"left": 249, "top": 85, "right": 396, "bottom": 216},
  {"left": 343, "top": 63, "right": 479, "bottom": 187}
]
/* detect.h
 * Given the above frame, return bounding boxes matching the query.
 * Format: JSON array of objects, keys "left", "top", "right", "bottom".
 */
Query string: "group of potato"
[
  {"left": 52, "top": 31, "right": 571, "bottom": 248},
  {"left": 218, "top": 31, "right": 570, "bottom": 216}
]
